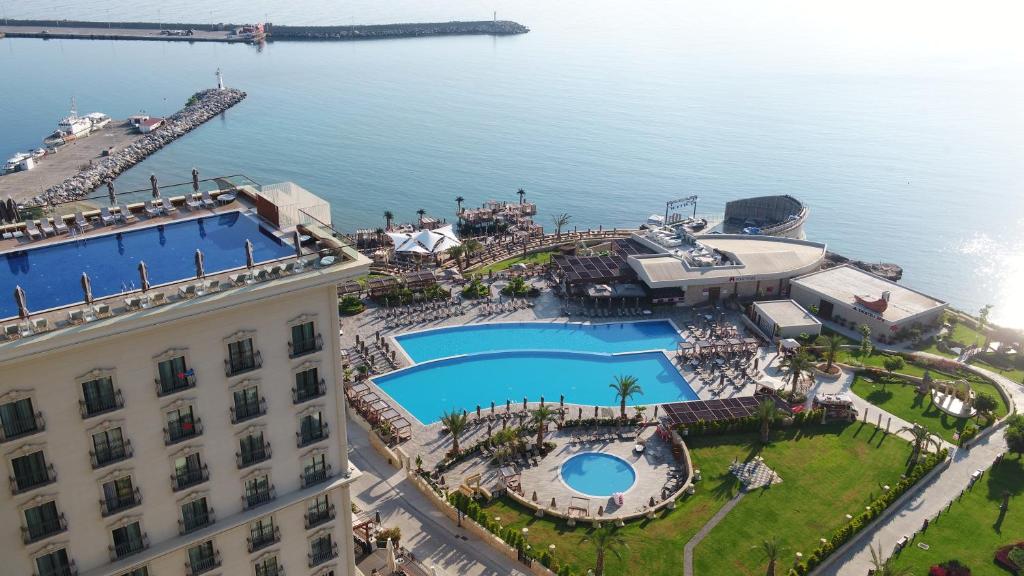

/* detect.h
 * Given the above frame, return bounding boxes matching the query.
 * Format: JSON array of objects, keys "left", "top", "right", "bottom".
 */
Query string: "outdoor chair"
[
  {"left": 159, "top": 198, "right": 177, "bottom": 214},
  {"left": 53, "top": 217, "right": 68, "bottom": 234},
  {"left": 185, "top": 195, "right": 203, "bottom": 210},
  {"left": 124, "top": 296, "right": 142, "bottom": 310},
  {"left": 32, "top": 318, "right": 48, "bottom": 332},
  {"left": 143, "top": 201, "right": 160, "bottom": 218},
  {"left": 100, "top": 207, "right": 115, "bottom": 226},
  {"left": 3, "top": 324, "right": 19, "bottom": 339},
  {"left": 118, "top": 206, "right": 138, "bottom": 223},
  {"left": 24, "top": 221, "right": 43, "bottom": 240},
  {"left": 178, "top": 284, "right": 198, "bottom": 298},
  {"left": 68, "top": 309, "right": 85, "bottom": 324},
  {"left": 201, "top": 191, "right": 216, "bottom": 208},
  {"left": 38, "top": 218, "right": 56, "bottom": 236},
  {"left": 94, "top": 303, "right": 111, "bottom": 317}
]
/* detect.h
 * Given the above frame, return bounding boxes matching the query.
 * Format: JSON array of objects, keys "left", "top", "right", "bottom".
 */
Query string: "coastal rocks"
[
  {"left": 823, "top": 251, "right": 903, "bottom": 282},
  {"left": 31, "top": 88, "right": 247, "bottom": 206}
]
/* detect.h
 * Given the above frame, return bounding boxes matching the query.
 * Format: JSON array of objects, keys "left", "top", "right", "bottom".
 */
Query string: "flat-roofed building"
[
  {"left": 0, "top": 179, "right": 369, "bottom": 576},
  {"left": 750, "top": 300, "right": 821, "bottom": 340},
  {"left": 790, "top": 264, "right": 947, "bottom": 336}
]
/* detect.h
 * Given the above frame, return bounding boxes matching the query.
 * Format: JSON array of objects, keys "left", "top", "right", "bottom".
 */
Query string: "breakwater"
[{"left": 31, "top": 88, "right": 246, "bottom": 206}]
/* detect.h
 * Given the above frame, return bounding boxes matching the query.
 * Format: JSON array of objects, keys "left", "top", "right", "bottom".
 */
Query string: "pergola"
[{"left": 660, "top": 396, "right": 763, "bottom": 426}]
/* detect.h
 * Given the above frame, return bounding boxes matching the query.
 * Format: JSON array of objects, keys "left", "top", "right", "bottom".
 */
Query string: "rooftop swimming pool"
[
  {"left": 560, "top": 452, "right": 637, "bottom": 497},
  {"left": 395, "top": 320, "right": 684, "bottom": 363},
  {"left": 0, "top": 212, "right": 294, "bottom": 319}
]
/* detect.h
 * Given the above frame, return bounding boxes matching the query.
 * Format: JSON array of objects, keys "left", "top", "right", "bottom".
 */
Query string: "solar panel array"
[
  {"left": 660, "top": 396, "right": 762, "bottom": 426},
  {"left": 552, "top": 253, "right": 634, "bottom": 284}
]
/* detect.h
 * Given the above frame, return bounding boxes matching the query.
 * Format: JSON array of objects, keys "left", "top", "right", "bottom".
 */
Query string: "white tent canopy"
[
  {"left": 388, "top": 224, "right": 461, "bottom": 255},
  {"left": 779, "top": 338, "right": 801, "bottom": 350}
]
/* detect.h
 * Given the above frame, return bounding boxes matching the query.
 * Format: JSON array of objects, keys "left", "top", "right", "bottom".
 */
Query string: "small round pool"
[{"left": 560, "top": 452, "right": 637, "bottom": 497}]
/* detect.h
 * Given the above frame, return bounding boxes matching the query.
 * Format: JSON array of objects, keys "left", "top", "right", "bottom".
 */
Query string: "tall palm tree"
[
  {"left": 609, "top": 375, "right": 643, "bottom": 419},
  {"left": 814, "top": 333, "right": 845, "bottom": 372},
  {"left": 440, "top": 409, "right": 469, "bottom": 455},
  {"left": 868, "top": 544, "right": 913, "bottom": 576},
  {"left": 580, "top": 525, "right": 628, "bottom": 576},
  {"left": 416, "top": 208, "right": 427, "bottom": 228},
  {"left": 374, "top": 227, "right": 385, "bottom": 247},
  {"left": 899, "top": 423, "right": 941, "bottom": 463},
  {"left": 755, "top": 537, "right": 783, "bottom": 576},
  {"left": 455, "top": 196, "right": 465, "bottom": 215},
  {"left": 383, "top": 210, "right": 395, "bottom": 231},
  {"left": 551, "top": 213, "right": 571, "bottom": 240},
  {"left": 517, "top": 188, "right": 526, "bottom": 205},
  {"left": 532, "top": 405, "right": 557, "bottom": 447},
  {"left": 463, "top": 239, "right": 482, "bottom": 267},
  {"left": 447, "top": 245, "right": 465, "bottom": 270},
  {"left": 780, "top": 351, "right": 814, "bottom": 395},
  {"left": 756, "top": 399, "right": 780, "bottom": 443}
]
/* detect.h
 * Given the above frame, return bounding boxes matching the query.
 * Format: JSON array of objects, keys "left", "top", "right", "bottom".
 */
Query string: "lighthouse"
[{"left": 216, "top": 68, "right": 225, "bottom": 91}]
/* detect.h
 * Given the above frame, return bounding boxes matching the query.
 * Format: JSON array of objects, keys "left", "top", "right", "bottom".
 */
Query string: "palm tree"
[
  {"left": 440, "top": 409, "right": 469, "bottom": 455},
  {"left": 868, "top": 544, "right": 913, "bottom": 576},
  {"left": 755, "top": 537, "right": 783, "bottom": 576},
  {"left": 517, "top": 188, "right": 526, "bottom": 205},
  {"left": 609, "top": 375, "right": 643, "bottom": 419},
  {"left": 374, "top": 227, "right": 386, "bottom": 247},
  {"left": 383, "top": 210, "right": 395, "bottom": 231},
  {"left": 899, "top": 423, "right": 940, "bottom": 463},
  {"left": 580, "top": 524, "right": 628, "bottom": 576},
  {"left": 551, "top": 212, "right": 571, "bottom": 240},
  {"left": 416, "top": 209, "right": 427, "bottom": 228},
  {"left": 532, "top": 405, "right": 557, "bottom": 447},
  {"left": 463, "top": 239, "right": 482, "bottom": 267},
  {"left": 814, "top": 333, "right": 845, "bottom": 372},
  {"left": 447, "top": 245, "right": 465, "bottom": 270},
  {"left": 978, "top": 304, "right": 993, "bottom": 346},
  {"left": 755, "top": 399, "right": 780, "bottom": 443},
  {"left": 780, "top": 351, "right": 814, "bottom": 395},
  {"left": 455, "top": 196, "right": 465, "bottom": 215}
]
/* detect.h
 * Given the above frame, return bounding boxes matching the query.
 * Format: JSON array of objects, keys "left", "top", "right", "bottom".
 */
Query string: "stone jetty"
[{"left": 31, "top": 88, "right": 246, "bottom": 206}]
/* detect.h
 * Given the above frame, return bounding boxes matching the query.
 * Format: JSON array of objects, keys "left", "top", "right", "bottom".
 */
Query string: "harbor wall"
[{"left": 31, "top": 88, "right": 246, "bottom": 206}]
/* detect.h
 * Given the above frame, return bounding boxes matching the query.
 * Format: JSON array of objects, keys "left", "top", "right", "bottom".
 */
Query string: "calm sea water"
[{"left": 2, "top": 0, "right": 1023, "bottom": 326}]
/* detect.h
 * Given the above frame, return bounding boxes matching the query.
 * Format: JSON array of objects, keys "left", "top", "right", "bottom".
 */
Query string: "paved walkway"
[
  {"left": 682, "top": 491, "right": 746, "bottom": 576},
  {"left": 347, "top": 422, "right": 528, "bottom": 576}
]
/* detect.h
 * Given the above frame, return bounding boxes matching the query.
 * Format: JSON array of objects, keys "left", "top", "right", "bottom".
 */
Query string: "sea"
[{"left": 1, "top": 0, "right": 1022, "bottom": 328}]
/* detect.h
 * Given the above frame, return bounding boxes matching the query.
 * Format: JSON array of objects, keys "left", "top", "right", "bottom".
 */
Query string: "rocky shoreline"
[
  {"left": 823, "top": 251, "right": 903, "bottom": 282},
  {"left": 31, "top": 88, "right": 246, "bottom": 206}
]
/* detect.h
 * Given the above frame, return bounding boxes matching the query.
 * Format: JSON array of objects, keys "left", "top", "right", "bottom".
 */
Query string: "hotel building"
[{"left": 0, "top": 180, "right": 370, "bottom": 576}]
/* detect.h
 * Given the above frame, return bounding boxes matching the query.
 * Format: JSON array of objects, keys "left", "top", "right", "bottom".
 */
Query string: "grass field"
[
  {"left": 476, "top": 423, "right": 912, "bottom": 576},
  {"left": 890, "top": 457, "right": 1024, "bottom": 575},
  {"left": 474, "top": 250, "right": 556, "bottom": 274}
]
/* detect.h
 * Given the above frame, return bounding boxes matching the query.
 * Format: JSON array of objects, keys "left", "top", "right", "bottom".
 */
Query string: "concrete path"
[
  {"left": 682, "top": 491, "right": 746, "bottom": 576},
  {"left": 347, "top": 422, "right": 528, "bottom": 576}
]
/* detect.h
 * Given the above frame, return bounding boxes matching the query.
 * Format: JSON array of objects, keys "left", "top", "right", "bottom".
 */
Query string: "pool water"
[
  {"left": 0, "top": 211, "right": 294, "bottom": 318},
  {"left": 374, "top": 349, "right": 697, "bottom": 424},
  {"left": 560, "top": 452, "right": 637, "bottom": 497},
  {"left": 396, "top": 320, "right": 684, "bottom": 362}
]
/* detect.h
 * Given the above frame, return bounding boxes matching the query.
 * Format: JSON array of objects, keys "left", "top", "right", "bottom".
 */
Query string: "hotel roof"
[
  {"left": 752, "top": 300, "right": 821, "bottom": 329},
  {"left": 791, "top": 264, "right": 946, "bottom": 323}
]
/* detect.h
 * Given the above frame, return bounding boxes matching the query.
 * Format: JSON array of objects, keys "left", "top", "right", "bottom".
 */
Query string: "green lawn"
[
  {"left": 970, "top": 353, "right": 1024, "bottom": 386},
  {"left": 850, "top": 374, "right": 1008, "bottom": 444},
  {"left": 692, "top": 424, "right": 914, "bottom": 575},
  {"left": 890, "top": 457, "right": 1024, "bottom": 575},
  {"left": 917, "top": 322, "right": 984, "bottom": 358},
  {"left": 474, "top": 250, "right": 556, "bottom": 274}
]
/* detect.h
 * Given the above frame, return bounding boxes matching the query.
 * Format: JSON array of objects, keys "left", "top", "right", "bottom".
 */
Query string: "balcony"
[
  {"left": 22, "top": 513, "right": 67, "bottom": 544},
  {"left": 10, "top": 463, "right": 57, "bottom": 495},
  {"left": 236, "top": 442, "right": 272, "bottom": 469},
  {"left": 164, "top": 418, "right": 203, "bottom": 445},
  {"left": 101, "top": 487, "right": 142, "bottom": 517},
  {"left": 296, "top": 423, "right": 329, "bottom": 448},
  {"left": 255, "top": 562, "right": 284, "bottom": 576},
  {"left": 90, "top": 440, "right": 133, "bottom": 469},
  {"left": 305, "top": 504, "right": 335, "bottom": 530},
  {"left": 179, "top": 508, "right": 216, "bottom": 535},
  {"left": 242, "top": 485, "right": 276, "bottom": 510},
  {"left": 225, "top": 350, "right": 262, "bottom": 377},
  {"left": 79, "top": 390, "right": 124, "bottom": 419},
  {"left": 0, "top": 411, "right": 45, "bottom": 442},
  {"left": 171, "top": 465, "right": 209, "bottom": 492},
  {"left": 186, "top": 551, "right": 221, "bottom": 576},
  {"left": 230, "top": 397, "right": 266, "bottom": 424},
  {"left": 308, "top": 543, "right": 338, "bottom": 567},
  {"left": 292, "top": 378, "right": 326, "bottom": 404},
  {"left": 32, "top": 560, "right": 77, "bottom": 576},
  {"left": 301, "top": 464, "right": 332, "bottom": 489},
  {"left": 247, "top": 525, "right": 280, "bottom": 553},
  {"left": 155, "top": 372, "right": 196, "bottom": 397},
  {"left": 108, "top": 533, "right": 149, "bottom": 561},
  {"left": 288, "top": 333, "right": 323, "bottom": 358}
]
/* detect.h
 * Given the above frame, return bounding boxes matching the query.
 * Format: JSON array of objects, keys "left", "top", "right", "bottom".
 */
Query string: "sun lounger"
[
  {"left": 100, "top": 207, "right": 115, "bottom": 226},
  {"left": 143, "top": 202, "right": 160, "bottom": 218},
  {"left": 201, "top": 191, "right": 216, "bottom": 208},
  {"left": 150, "top": 293, "right": 166, "bottom": 306},
  {"left": 32, "top": 318, "right": 48, "bottom": 332},
  {"left": 3, "top": 324, "right": 19, "bottom": 339},
  {"left": 186, "top": 195, "right": 203, "bottom": 210},
  {"left": 24, "top": 221, "right": 42, "bottom": 240},
  {"left": 124, "top": 297, "right": 142, "bottom": 310},
  {"left": 53, "top": 217, "right": 68, "bottom": 234},
  {"left": 159, "top": 199, "right": 177, "bottom": 214},
  {"left": 178, "top": 284, "right": 197, "bottom": 298},
  {"left": 116, "top": 206, "right": 137, "bottom": 223},
  {"left": 231, "top": 273, "right": 249, "bottom": 285},
  {"left": 75, "top": 212, "right": 89, "bottom": 230},
  {"left": 68, "top": 309, "right": 85, "bottom": 324},
  {"left": 253, "top": 269, "right": 270, "bottom": 282},
  {"left": 199, "top": 280, "right": 220, "bottom": 295},
  {"left": 39, "top": 219, "right": 56, "bottom": 236},
  {"left": 93, "top": 304, "right": 111, "bottom": 317},
  {"left": 267, "top": 265, "right": 282, "bottom": 277}
]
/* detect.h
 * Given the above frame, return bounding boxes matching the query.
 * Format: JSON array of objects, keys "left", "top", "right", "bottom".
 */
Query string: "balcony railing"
[
  {"left": 179, "top": 508, "right": 216, "bottom": 535},
  {"left": 22, "top": 513, "right": 67, "bottom": 544},
  {"left": 0, "top": 411, "right": 45, "bottom": 442},
  {"left": 79, "top": 390, "right": 124, "bottom": 419},
  {"left": 90, "top": 440, "right": 133, "bottom": 469},
  {"left": 292, "top": 378, "right": 326, "bottom": 404},
  {"left": 242, "top": 485, "right": 276, "bottom": 510},
  {"left": 236, "top": 442, "right": 272, "bottom": 469},
  {"left": 108, "top": 533, "right": 149, "bottom": 561},
  {"left": 296, "top": 423, "right": 329, "bottom": 448},
  {"left": 225, "top": 350, "right": 262, "bottom": 377},
  {"left": 164, "top": 418, "right": 203, "bottom": 445},
  {"left": 10, "top": 463, "right": 57, "bottom": 494},
  {"left": 171, "top": 464, "right": 209, "bottom": 492},
  {"left": 101, "top": 487, "right": 142, "bottom": 516},
  {"left": 288, "top": 333, "right": 323, "bottom": 358},
  {"left": 186, "top": 551, "right": 221, "bottom": 576},
  {"left": 247, "top": 525, "right": 280, "bottom": 553},
  {"left": 301, "top": 464, "right": 332, "bottom": 489},
  {"left": 32, "top": 560, "right": 77, "bottom": 576},
  {"left": 255, "top": 562, "right": 284, "bottom": 576},
  {"left": 155, "top": 372, "right": 197, "bottom": 397},
  {"left": 308, "top": 543, "right": 338, "bottom": 567},
  {"left": 305, "top": 504, "right": 335, "bottom": 530},
  {"left": 230, "top": 397, "right": 266, "bottom": 424}
]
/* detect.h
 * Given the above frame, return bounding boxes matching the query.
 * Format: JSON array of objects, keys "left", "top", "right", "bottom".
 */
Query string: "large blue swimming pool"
[
  {"left": 0, "top": 211, "right": 294, "bottom": 318},
  {"left": 395, "top": 320, "right": 684, "bottom": 363}
]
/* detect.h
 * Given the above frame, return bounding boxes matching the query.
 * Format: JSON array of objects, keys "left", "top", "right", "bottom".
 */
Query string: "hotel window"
[
  {"left": 243, "top": 474, "right": 274, "bottom": 509},
  {"left": 231, "top": 385, "right": 265, "bottom": 423},
  {"left": 254, "top": 555, "right": 282, "bottom": 576},
  {"left": 187, "top": 540, "right": 220, "bottom": 575},
  {"left": 298, "top": 411, "right": 327, "bottom": 447},
  {"left": 0, "top": 396, "right": 43, "bottom": 442},
  {"left": 308, "top": 532, "right": 337, "bottom": 567},
  {"left": 80, "top": 376, "right": 122, "bottom": 418},
  {"left": 227, "top": 337, "right": 260, "bottom": 375},
  {"left": 237, "top": 431, "right": 270, "bottom": 468},
  {"left": 306, "top": 494, "right": 334, "bottom": 529},
  {"left": 293, "top": 367, "right": 324, "bottom": 403},
  {"left": 173, "top": 452, "right": 208, "bottom": 491},
  {"left": 156, "top": 355, "right": 194, "bottom": 396},
  {"left": 248, "top": 515, "right": 279, "bottom": 552},
  {"left": 289, "top": 321, "right": 320, "bottom": 357},
  {"left": 91, "top": 427, "right": 130, "bottom": 468},
  {"left": 119, "top": 568, "right": 149, "bottom": 576},
  {"left": 302, "top": 452, "right": 330, "bottom": 487},
  {"left": 111, "top": 521, "right": 147, "bottom": 559},
  {"left": 102, "top": 475, "right": 141, "bottom": 516},
  {"left": 180, "top": 496, "right": 213, "bottom": 534},
  {"left": 11, "top": 450, "right": 55, "bottom": 493},
  {"left": 165, "top": 405, "right": 201, "bottom": 444},
  {"left": 34, "top": 548, "right": 73, "bottom": 576},
  {"left": 23, "top": 500, "right": 66, "bottom": 543}
]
